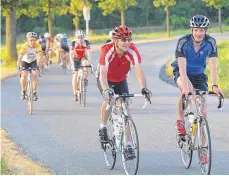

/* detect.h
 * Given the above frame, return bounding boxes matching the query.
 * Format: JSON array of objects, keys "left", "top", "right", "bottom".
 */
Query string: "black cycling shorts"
[
  {"left": 61, "top": 44, "right": 69, "bottom": 52},
  {"left": 97, "top": 78, "right": 129, "bottom": 95},
  {"left": 21, "top": 60, "right": 38, "bottom": 70},
  {"left": 173, "top": 67, "right": 208, "bottom": 91}
]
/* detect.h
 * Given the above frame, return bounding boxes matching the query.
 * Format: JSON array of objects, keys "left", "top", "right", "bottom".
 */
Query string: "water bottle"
[{"left": 188, "top": 112, "right": 195, "bottom": 124}]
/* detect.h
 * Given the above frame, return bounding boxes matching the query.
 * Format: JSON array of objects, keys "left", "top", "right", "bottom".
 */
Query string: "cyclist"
[
  {"left": 38, "top": 35, "right": 46, "bottom": 72},
  {"left": 105, "top": 30, "right": 113, "bottom": 43},
  {"left": 17, "top": 32, "right": 42, "bottom": 101},
  {"left": 171, "top": 15, "right": 224, "bottom": 163},
  {"left": 70, "top": 30, "right": 91, "bottom": 101},
  {"left": 44, "top": 32, "right": 54, "bottom": 67},
  {"left": 56, "top": 33, "right": 70, "bottom": 69},
  {"left": 97, "top": 25, "right": 151, "bottom": 159}
]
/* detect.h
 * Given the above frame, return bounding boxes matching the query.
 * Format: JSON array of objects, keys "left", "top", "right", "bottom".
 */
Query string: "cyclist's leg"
[
  {"left": 20, "top": 61, "right": 29, "bottom": 99},
  {"left": 81, "top": 57, "right": 89, "bottom": 79},
  {"left": 72, "top": 59, "right": 80, "bottom": 98},
  {"left": 31, "top": 61, "right": 39, "bottom": 93},
  {"left": 173, "top": 69, "right": 194, "bottom": 135},
  {"left": 59, "top": 49, "right": 64, "bottom": 66},
  {"left": 65, "top": 47, "right": 70, "bottom": 69}
]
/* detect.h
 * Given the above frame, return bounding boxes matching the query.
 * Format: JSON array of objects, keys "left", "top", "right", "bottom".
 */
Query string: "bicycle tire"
[
  {"left": 27, "top": 80, "right": 33, "bottom": 115},
  {"left": 82, "top": 81, "right": 86, "bottom": 107},
  {"left": 121, "top": 117, "right": 139, "bottom": 175},
  {"left": 78, "top": 78, "right": 82, "bottom": 104},
  {"left": 198, "top": 116, "right": 211, "bottom": 175},
  {"left": 103, "top": 116, "right": 116, "bottom": 170},
  {"left": 62, "top": 56, "right": 66, "bottom": 74},
  {"left": 180, "top": 135, "right": 193, "bottom": 168}
]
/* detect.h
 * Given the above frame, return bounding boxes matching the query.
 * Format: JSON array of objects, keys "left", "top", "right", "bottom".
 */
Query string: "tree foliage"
[{"left": 202, "top": 0, "right": 229, "bottom": 8}]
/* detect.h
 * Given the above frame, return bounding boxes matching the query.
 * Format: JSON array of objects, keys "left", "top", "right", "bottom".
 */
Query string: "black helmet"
[{"left": 190, "top": 15, "right": 210, "bottom": 28}]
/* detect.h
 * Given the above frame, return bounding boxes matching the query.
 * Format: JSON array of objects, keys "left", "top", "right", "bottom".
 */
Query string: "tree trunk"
[
  {"left": 5, "top": 7, "right": 17, "bottom": 63},
  {"left": 218, "top": 8, "right": 222, "bottom": 33},
  {"left": 48, "top": 0, "right": 53, "bottom": 36},
  {"left": 73, "top": 17, "right": 79, "bottom": 30},
  {"left": 120, "top": 10, "right": 125, "bottom": 26},
  {"left": 166, "top": 5, "right": 170, "bottom": 38}
]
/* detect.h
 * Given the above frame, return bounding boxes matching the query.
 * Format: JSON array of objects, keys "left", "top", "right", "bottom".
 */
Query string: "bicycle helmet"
[
  {"left": 109, "top": 30, "right": 113, "bottom": 38},
  {"left": 113, "top": 25, "right": 132, "bottom": 39},
  {"left": 75, "top": 30, "right": 85, "bottom": 37},
  {"left": 44, "top": 32, "right": 51, "bottom": 38},
  {"left": 190, "top": 15, "right": 210, "bottom": 28},
  {"left": 26, "top": 32, "right": 37, "bottom": 38}
]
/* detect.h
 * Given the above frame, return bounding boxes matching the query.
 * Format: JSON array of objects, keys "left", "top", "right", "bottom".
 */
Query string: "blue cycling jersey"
[{"left": 171, "top": 34, "right": 218, "bottom": 74}]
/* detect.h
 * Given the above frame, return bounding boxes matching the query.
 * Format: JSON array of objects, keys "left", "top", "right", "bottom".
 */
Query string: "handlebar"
[
  {"left": 181, "top": 90, "right": 224, "bottom": 110},
  {"left": 105, "top": 93, "right": 151, "bottom": 110}
]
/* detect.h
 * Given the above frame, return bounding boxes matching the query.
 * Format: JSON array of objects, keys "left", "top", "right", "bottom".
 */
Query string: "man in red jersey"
[
  {"left": 70, "top": 30, "right": 91, "bottom": 101},
  {"left": 97, "top": 25, "right": 151, "bottom": 159}
]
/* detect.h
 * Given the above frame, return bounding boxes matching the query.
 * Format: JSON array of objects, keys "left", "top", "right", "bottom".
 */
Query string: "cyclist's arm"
[
  {"left": 17, "top": 54, "right": 23, "bottom": 68},
  {"left": 177, "top": 57, "right": 189, "bottom": 91},
  {"left": 133, "top": 64, "right": 146, "bottom": 89},
  {"left": 86, "top": 48, "right": 91, "bottom": 63},
  {"left": 99, "top": 65, "right": 109, "bottom": 91},
  {"left": 208, "top": 57, "right": 218, "bottom": 86}
]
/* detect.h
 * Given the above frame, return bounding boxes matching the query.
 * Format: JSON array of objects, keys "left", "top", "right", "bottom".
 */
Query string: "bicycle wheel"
[
  {"left": 27, "top": 80, "right": 33, "bottom": 115},
  {"left": 198, "top": 116, "right": 211, "bottom": 175},
  {"left": 78, "top": 78, "right": 82, "bottom": 104},
  {"left": 103, "top": 116, "right": 116, "bottom": 170},
  {"left": 82, "top": 80, "right": 86, "bottom": 107},
  {"left": 121, "top": 117, "right": 139, "bottom": 175},
  {"left": 180, "top": 135, "right": 193, "bottom": 168}
]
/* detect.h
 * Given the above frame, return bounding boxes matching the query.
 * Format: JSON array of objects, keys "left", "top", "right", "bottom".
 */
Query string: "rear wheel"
[
  {"left": 180, "top": 135, "right": 193, "bottom": 168},
  {"left": 62, "top": 56, "right": 66, "bottom": 74},
  {"left": 121, "top": 117, "right": 139, "bottom": 175}
]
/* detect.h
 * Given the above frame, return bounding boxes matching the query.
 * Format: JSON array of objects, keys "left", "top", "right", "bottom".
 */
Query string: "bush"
[
  {"left": 224, "top": 18, "right": 229, "bottom": 25},
  {"left": 171, "top": 15, "right": 189, "bottom": 29}
]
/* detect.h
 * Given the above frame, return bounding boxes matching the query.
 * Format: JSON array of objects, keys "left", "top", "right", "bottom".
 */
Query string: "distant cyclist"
[
  {"left": 171, "top": 15, "right": 224, "bottom": 163},
  {"left": 38, "top": 35, "right": 46, "bottom": 71},
  {"left": 105, "top": 30, "right": 113, "bottom": 43},
  {"left": 70, "top": 30, "right": 91, "bottom": 101},
  {"left": 97, "top": 25, "right": 152, "bottom": 159},
  {"left": 44, "top": 32, "right": 54, "bottom": 67},
  {"left": 56, "top": 33, "right": 70, "bottom": 69},
  {"left": 17, "top": 32, "right": 42, "bottom": 101}
]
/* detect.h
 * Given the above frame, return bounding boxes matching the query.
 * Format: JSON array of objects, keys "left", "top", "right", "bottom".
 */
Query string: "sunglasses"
[
  {"left": 120, "top": 38, "right": 132, "bottom": 42},
  {"left": 29, "top": 39, "right": 36, "bottom": 42},
  {"left": 77, "top": 36, "right": 84, "bottom": 39}
]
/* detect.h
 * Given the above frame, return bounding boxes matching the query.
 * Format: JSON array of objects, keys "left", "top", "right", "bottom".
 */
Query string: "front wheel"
[
  {"left": 198, "top": 116, "right": 211, "bottom": 175},
  {"left": 103, "top": 116, "right": 116, "bottom": 169},
  {"left": 82, "top": 80, "right": 86, "bottom": 107},
  {"left": 121, "top": 117, "right": 139, "bottom": 175},
  {"left": 27, "top": 80, "right": 33, "bottom": 115}
]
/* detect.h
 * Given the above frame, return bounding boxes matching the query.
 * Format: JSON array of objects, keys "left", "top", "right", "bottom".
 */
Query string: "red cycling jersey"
[
  {"left": 99, "top": 42, "right": 142, "bottom": 82},
  {"left": 71, "top": 40, "right": 90, "bottom": 59}
]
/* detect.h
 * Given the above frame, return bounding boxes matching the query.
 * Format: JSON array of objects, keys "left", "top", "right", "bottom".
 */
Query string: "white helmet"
[
  {"left": 26, "top": 32, "right": 37, "bottom": 38},
  {"left": 75, "top": 30, "right": 85, "bottom": 37},
  {"left": 190, "top": 15, "right": 210, "bottom": 28},
  {"left": 109, "top": 30, "right": 113, "bottom": 38},
  {"left": 57, "top": 33, "right": 63, "bottom": 39},
  {"left": 44, "top": 32, "right": 51, "bottom": 38}
]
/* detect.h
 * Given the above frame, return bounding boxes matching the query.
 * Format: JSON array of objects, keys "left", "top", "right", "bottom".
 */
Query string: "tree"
[
  {"left": 1, "top": 0, "right": 40, "bottom": 62},
  {"left": 69, "top": 0, "right": 91, "bottom": 30},
  {"left": 40, "top": 0, "right": 69, "bottom": 36},
  {"left": 97, "top": 0, "right": 137, "bottom": 26},
  {"left": 153, "top": 0, "right": 176, "bottom": 37},
  {"left": 202, "top": 0, "right": 229, "bottom": 33}
]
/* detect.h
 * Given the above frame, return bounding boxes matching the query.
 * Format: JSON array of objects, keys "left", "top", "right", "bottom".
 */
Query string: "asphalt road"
[{"left": 1, "top": 33, "right": 229, "bottom": 175}]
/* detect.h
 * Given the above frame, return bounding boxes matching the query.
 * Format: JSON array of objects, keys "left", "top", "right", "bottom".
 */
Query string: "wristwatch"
[{"left": 212, "top": 85, "right": 218, "bottom": 90}]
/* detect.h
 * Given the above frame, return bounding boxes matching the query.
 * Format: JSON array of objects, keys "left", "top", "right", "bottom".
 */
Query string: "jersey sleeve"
[
  {"left": 85, "top": 40, "right": 91, "bottom": 49},
  {"left": 99, "top": 46, "right": 106, "bottom": 66},
  {"left": 70, "top": 41, "right": 75, "bottom": 50},
  {"left": 128, "top": 44, "right": 142, "bottom": 65},
  {"left": 35, "top": 43, "right": 42, "bottom": 53},
  {"left": 19, "top": 44, "right": 27, "bottom": 55},
  {"left": 207, "top": 37, "right": 218, "bottom": 58},
  {"left": 175, "top": 37, "right": 188, "bottom": 58}
]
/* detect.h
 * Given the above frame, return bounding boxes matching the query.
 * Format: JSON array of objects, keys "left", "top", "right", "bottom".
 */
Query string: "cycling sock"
[{"left": 100, "top": 124, "right": 107, "bottom": 129}]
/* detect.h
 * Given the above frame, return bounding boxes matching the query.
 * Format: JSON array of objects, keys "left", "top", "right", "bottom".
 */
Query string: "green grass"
[
  {"left": 205, "top": 40, "right": 229, "bottom": 97},
  {"left": 1, "top": 158, "right": 11, "bottom": 175}
]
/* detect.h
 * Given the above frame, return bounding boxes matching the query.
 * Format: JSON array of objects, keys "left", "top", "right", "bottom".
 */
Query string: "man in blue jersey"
[{"left": 171, "top": 15, "right": 224, "bottom": 136}]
